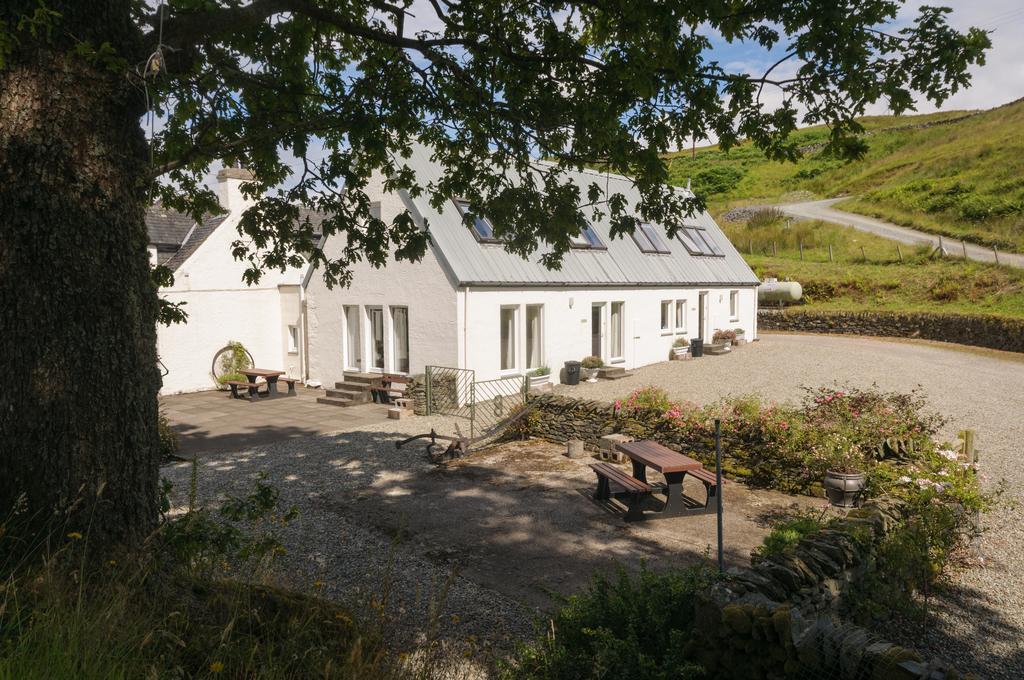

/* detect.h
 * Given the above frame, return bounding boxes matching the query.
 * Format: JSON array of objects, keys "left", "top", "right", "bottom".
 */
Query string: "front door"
[
  {"left": 697, "top": 292, "right": 707, "bottom": 341},
  {"left": 344, "top": 305, "right": 361, "bottom": 370},
  {"left": 368, "top": 307, "right": 385, "bottom": 370},
  {"left": 591, "top": 303, "right": 603, "bottom": 358}
]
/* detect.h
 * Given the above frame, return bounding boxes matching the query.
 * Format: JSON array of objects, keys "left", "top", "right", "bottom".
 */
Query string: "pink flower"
[{"left": 780, "top": 422, "right": 789, "bottom": 430}]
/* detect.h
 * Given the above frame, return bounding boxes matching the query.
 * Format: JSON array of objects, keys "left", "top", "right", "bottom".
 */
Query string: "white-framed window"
[
  {"left": 675, "top": 300, "right": 687, "bottom": 331},
  {"left": 569, "top": 222, "right": 606, "bottom": 250},
  {"left": 609, "top": 302, "right": 624, "bottom": 361},
  {"left": 729, "top": 290, "right": 739, "bottom": 321},
  {"left": 660, "top": 300, "right": 671, "bottom": 332},
  {"left": 500, "top": 305, "right": 518, "bottom": 372},
  {"left": 454, "top": 199, "right": 500, "bottom": 243},
  {"left": 525, "top": 304, "right": 544, "bottom": 369},
  {"left": 287, "top": 325, "right": 299, "bottom": 354},
  {"left": 368, "top": 306, "right": 385, "bottom": 370},
  {"left": 391, "top": 306, "right": 409, "bottom": 373}
]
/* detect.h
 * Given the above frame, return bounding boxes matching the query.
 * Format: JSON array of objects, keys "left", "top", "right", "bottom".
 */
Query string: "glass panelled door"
[
  {"left": 591, "top": 303, "right": 603, "bottom": 358},
  {"left": 344, "top": 305, "right": 361, "bottom": 370},
  {"left": 368, "top": 307, "right": 385, "bottom": 370},
  {"left": 392, "top": 306, "right": 409, "bottom": 373}
]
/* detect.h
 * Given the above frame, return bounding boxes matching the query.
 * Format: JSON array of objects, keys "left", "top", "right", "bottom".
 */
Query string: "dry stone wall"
[{"left": 759, "top": 308, "right": 1024, "bottom": 354}]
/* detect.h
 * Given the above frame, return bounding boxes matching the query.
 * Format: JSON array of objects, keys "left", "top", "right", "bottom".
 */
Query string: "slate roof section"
[
  {"left": 146, "top": 203, "right": 198, "bottom": 246},
  {"left": 161, "top": 214, "right": 228, "bottom": 272},
  {"left": 396, "top": 142, "right": 760, "bottom": 287}
]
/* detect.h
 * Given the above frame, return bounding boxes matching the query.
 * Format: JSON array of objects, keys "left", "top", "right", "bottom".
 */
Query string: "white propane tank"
[{"left": 758, "top": 277, "right": 803, "bottom": 304}]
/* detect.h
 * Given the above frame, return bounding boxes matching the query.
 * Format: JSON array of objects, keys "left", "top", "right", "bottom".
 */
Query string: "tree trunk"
[{"left": 0, "top": 3, "right": 159, "bottom": 554}]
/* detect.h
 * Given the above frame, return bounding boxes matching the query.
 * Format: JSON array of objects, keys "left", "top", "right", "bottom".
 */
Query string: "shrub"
[
  {"left": 693, "top": 165, "right": 744, "bottom": 196},
  {"left": 529, "top": 365, "right": 551, "bottom": 377},
  {"left": 746, "top": 206, "right": 785, "bottom": 229},
  {"left": 504, "top": 564, "right": 716, "bottom": 679},
  {"left": 216, "top": 340, "right": 252, "bottom": 384},
  {"left": 581, "top": 355, "right": 604, "bottom": 369},
  {"left": 158, "top": 410, "right": 178, "bottom": 462},
  {"left": 753, "top": 509, "right": 828, "bottom": 562},
  {"left": 712, "top": 329, "right": 736, "bottom": 343},
  {"left": 672, "top": 337, "right": 690, "bottom": 348},
  {"left": 616, "top": 386, "right": 675, "bottom": 413}
]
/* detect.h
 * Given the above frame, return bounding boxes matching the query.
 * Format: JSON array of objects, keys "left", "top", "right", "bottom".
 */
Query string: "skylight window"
[
  {"left": 631, "top": 222, "right": 671, "bottom": 254},
  {"left": 454, "top": 199, "right": 499, "bottom": 243},
  {"left": 677, "top": 226, "right": 724, "bottom": 257},
  {"left": 570, "top": 222, "right": 605, "bottom": 249}
]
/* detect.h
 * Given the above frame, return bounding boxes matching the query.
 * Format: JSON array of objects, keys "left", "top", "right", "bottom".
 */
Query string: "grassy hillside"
[
  {"left": 720, "top": 211, "right": 1024, "bottom": 319},
  {"left": 667, "top": 100, "right": 1024, "bottom": 251}
]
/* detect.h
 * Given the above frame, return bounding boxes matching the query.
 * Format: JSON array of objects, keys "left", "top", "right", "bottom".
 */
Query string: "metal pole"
[{"left": 715, "top": 418, "right": 724, "bottom": 573}]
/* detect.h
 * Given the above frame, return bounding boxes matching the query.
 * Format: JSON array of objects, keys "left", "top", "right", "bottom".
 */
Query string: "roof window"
[
  {"left": 631, "top": 222, "right": 671, "bottom": 254},
  {"left": 454, "top": 199, "right": 500, "bottom": 243},
  {"left": 569, "top": 222, "right": 606, "bottom": 250},
  {"left": 677, "top": 225, "right": 724, "bottom": 257}
]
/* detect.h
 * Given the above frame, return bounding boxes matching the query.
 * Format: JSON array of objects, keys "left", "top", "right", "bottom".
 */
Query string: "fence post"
[
  {"left": 425, "top": 367, "right": 433, "bottom": 415},
  {"left": 994, "top": 245, "right": 1000, "bottom": 265},
  {"left": 772, "top": 241, "right": 777, "bottom": 257},
  {"left": 860, "top": 245, "right": 866, "bottom": 262},
  {"left": 799, "top": 241, "right": 804, "bottom": 260},
  {"left": 470, "top": 381, "right": 476, "bottom": 440},
  {"left": 962, "top": 240, "right": 968, "bottom": 259},
  {"left": 715, "top": 419, "right": 724, "bottom": 574},
  {"left": 896, "top": 244, "right": 903, "bottom": 263},
  {"left": 828, "top": 243, "right": 833, "bottom": 262},
  {"left": 938, "top": 234, "right": 944, "bottom": 257},
  {"left": 748, "top": 238, "right": 753, "bottom": 255}
]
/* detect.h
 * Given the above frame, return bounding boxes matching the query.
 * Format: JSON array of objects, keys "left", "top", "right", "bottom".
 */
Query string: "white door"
[
  {"left": 590, "top": 303, "right": 604, "bottom": 358},
  {"left": 344, "top": 305, "right": 361, "bottom": 370},
  {"left": 392, "top": 306, "right": 409, "bottom": 373}
]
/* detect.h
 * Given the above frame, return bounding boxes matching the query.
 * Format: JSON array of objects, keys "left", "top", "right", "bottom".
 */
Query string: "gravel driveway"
[{"left": 559, "top": 333, "right": 1024, "bottom": 678}]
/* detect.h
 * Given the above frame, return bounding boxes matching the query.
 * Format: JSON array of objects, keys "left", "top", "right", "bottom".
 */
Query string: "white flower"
[
  {"left": 937, "top": 470, "right": 948, "bottom": 476},
  {"left": 898, "top": 475, "right": 912, "bottom": 484},
  {"left": 938, "top": 448, "right": 959, "bottom": 461}
]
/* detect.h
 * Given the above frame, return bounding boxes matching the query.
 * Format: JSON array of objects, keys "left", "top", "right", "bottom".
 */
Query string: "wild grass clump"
[{"left": 0, "top": 465, "right": 445, "bottom": 680}]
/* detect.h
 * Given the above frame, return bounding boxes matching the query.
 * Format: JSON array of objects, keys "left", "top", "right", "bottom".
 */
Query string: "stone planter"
[
  {"left": 672, "top": 346, "right": 690, "bottom": 359},
  {"left": 583, "top": 368, "right": 600, "bottom": 382},
  {"left": 528, "top": 373, "right": 551, "bottom": 389},
  {"left": 733, "top": 334, "right": 745, "bottom": 346},
  {"left": 823, "top": 470, "right": 866, "bottom": 508}
]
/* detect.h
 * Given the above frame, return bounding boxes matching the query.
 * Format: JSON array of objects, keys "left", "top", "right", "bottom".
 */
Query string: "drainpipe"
[
  {"left": 301, "top": 297, "right": 310, "bottom": 381},
  {"left": 462, "top": 287, "right": 469, "bottom": 369}
]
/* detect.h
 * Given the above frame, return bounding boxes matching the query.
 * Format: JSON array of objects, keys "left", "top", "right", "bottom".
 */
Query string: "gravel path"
[
  {"left": 558, "top": 333, "right": 1024, "bottom": 678},
  {"left": 162, "top": 413, "right": 536, "bottom": 670}
]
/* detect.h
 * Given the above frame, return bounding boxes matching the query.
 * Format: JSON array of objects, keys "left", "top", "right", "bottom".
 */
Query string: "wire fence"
[{"left": 424, "top": 366, "right": 527, "bottom": 440}]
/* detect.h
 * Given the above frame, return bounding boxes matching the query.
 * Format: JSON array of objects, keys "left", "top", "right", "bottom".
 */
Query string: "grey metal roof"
[{"left": 397, "top": 143, "right": 759, "bottom": 287}]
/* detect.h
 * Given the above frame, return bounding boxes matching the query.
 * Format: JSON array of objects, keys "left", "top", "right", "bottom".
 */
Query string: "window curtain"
[
  {"left": 393, "top": 307, "right": 409, "bottom": 373},
  {"left": 526, "top": 306, "right": 542, "bottom": 368},
  {"left": 500, "top": 308, "right": 516, "bottom": 370},
  {"left": 610, "top": 303, "right": 623, "bottom": 358}
]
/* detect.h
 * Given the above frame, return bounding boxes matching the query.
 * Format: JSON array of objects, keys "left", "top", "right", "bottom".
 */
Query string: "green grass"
[
  {"left": 722, "top": 212, "right": 1024, "bottom": 319},
  {"left": 667, "top": 99, "right": 1024, "bottom": 251}
]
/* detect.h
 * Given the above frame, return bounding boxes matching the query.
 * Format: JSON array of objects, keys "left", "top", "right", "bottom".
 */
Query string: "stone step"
[
  {"left": 325, "top": 388, "right": 368, "bottom": 401},
  {"left": 342, "top": 372, "right": 379, "bottom": 385},
  {"left": 597, "top": 367, "right": 632, "bottom": 380},
  {"left": 317, "top": 396, "right": 354, "bottom": 408}
]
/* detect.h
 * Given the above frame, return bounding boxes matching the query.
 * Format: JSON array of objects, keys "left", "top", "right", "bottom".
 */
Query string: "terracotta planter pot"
[{"left": 823, "top": 470, "right": 866, "bottom": 508}]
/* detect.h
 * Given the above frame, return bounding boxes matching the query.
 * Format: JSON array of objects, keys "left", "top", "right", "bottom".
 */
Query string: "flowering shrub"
[{"left": 712, "top": 328, "right": 736, "bottom": 343}]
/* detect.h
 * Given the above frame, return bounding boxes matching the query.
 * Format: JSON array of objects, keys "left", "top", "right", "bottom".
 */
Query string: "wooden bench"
[
  {"left": 590, "top": 462, "right": 652, "bottom": 522},
  {"left": 372, "top": 374, "right": 411, "bottom": 404},
  {"left": 686, "top": 467, "right": 720, "bottom": 509},
  {"left": 224, "top": 380, "right": 265, "bottom": 401}
]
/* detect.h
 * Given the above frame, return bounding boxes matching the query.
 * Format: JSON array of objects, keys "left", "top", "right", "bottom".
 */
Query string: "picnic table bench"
[
  {"left": 226, "top": 369, "right": 298, "bottom": 400},
  {"left": 590, "top": 439, "right": 719, "bottom": 521},
  {"left": 371, "top": 374, "right": 411, "bottom": 406}
]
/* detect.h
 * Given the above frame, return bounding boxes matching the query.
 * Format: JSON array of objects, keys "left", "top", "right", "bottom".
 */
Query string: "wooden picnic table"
[
  {"left": 240, "top": 368, "right": 286, "bottom": 396},
  {"left": 615, "top": 440, "right": 714, "bottom": 518}
]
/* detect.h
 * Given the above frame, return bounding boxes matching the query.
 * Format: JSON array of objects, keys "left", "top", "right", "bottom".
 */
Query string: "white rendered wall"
[
  {"left": 304, "top": 176, "right": 459, "bottom": 387},
  {"left": 157, "top": 176, "right": 305, "bottom": 394},
  {"left": 460, "top": 285, "right": 758, "bottom": 384}
]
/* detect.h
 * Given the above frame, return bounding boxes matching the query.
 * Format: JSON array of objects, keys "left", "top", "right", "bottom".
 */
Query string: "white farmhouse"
[
  {"left": 149, "top": 168, "right": 309, "bottom": 394},
  {"left": 304, "top": 144, "right": 759, "bottom": 394}
]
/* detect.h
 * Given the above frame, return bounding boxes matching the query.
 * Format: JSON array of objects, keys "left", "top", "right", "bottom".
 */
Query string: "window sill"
[
  {"left": 610, "top": 358, "right": 625, "bottom": 365},
  {"left": 660, "top": 330, "right": 672, "bottom": 336}
]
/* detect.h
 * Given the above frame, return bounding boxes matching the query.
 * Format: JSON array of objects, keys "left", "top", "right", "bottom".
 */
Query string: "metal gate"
[{"left": 424, "top": 365, "right": 527, "bottom": 439}]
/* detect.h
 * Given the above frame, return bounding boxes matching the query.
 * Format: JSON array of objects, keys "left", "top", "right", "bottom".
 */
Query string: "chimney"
[{"left": 216, "top": 165, "right": 256, "bottom": 213}]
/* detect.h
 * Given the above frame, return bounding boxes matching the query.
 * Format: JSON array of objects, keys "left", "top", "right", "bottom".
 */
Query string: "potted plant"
[
  {"left": 822, "top": 441, "right": 867, "bottom": 508},
  {"left": 581, "top": 355, "right": 603, "bottom": 382},
  {"left": 528, "top": 366, "right": 551, "bottom": 389},
  {"left": 672, "top": 337, "right": 690, "bottom": 358},
  {"left": 733, "top": 328, "right": 746, "bottom": 345},
  {"left": 712, "top": 328, "right": 736, "bottom": 345}
]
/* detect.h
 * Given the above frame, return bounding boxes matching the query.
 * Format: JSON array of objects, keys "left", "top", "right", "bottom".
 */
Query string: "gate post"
[{"left": 469, "top": 381, "right": 476, "bottom": 440}]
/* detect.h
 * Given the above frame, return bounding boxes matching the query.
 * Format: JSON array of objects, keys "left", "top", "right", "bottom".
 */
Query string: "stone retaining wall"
[{"left": 759, "top": 308, "right": 1024, "bottom": 354}]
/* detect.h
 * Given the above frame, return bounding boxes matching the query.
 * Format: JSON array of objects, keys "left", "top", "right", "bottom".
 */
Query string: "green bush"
[
  {"left": 504, "top": 564, "right": 716, "bottom": 679},
  {"left": 529, "top": 365, "right": 551, "bottom": 377},
  {"left": 692, "top": 166, "right": 744, "bottom": 197},
  {"left": 157, "top": 410, "right": 178, "bottom": 462},
  {"left": 753, "top": 510, "right": 828, "bottom": 562},
  {"left": 216, "top": 340, "right": 252, "bottom": 384}
]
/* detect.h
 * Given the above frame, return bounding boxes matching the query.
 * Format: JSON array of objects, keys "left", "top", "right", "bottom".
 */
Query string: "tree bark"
[{"left": 0, "top": 3, "right": 159, "bottom": 554}]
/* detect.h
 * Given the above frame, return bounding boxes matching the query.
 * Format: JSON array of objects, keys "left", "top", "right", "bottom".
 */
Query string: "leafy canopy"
[{"left": 6, "top": 1, "right": 991, "bottom": 287}]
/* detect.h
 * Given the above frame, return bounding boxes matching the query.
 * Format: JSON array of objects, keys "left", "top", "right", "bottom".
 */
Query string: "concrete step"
[
  {"left": 317, "top": 396, "right": 354, "bottom": 407},
  {"left": 326, "top": 388, "right": 369, "bottom": 402},
  {"left": 597, "top": 366, "right": 631, "bottom": 380}
]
